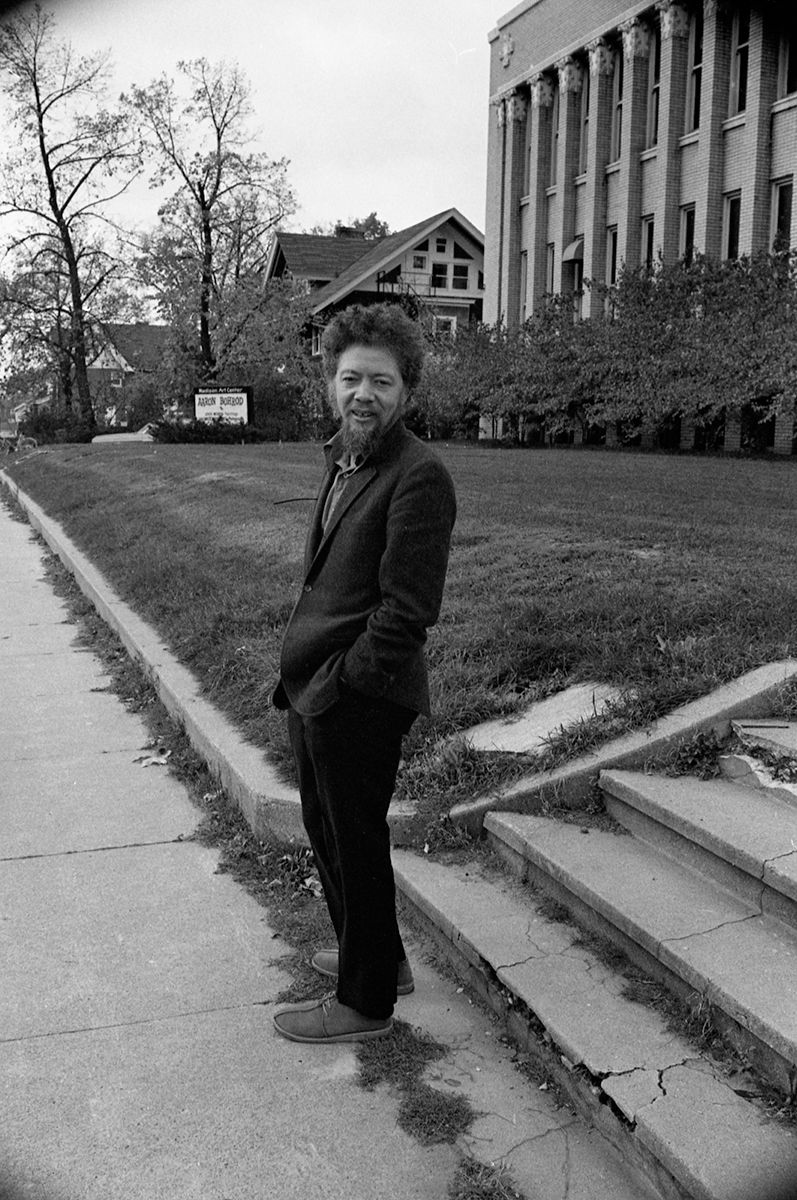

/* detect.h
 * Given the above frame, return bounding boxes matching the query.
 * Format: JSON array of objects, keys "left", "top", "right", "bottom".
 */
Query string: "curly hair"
[{"left": 320, "top": 303, "right": 425, "bottom": 392}]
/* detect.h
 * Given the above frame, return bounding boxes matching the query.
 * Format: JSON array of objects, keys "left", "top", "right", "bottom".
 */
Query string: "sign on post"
[{"left": 193, "top": 386, "right": 252, "bottom": 424}]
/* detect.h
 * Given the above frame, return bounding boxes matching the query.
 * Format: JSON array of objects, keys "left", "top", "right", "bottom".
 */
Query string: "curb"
[
  {"left": 0, "top": 474, "right": 429, "bottom": 847},
  {"left": 7, "top": 471, "right": 797, "bottom": 1199},
  {"left": 449, "top": 660, "right": 797, "bottom": 835},
  {"left": 2, "top": 473, "right": 306, "bottom": 844}
]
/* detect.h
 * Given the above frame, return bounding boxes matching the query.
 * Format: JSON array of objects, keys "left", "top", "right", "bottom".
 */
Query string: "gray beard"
[{"left": 341, "top": 420, "right": 382, "bottom": 460}]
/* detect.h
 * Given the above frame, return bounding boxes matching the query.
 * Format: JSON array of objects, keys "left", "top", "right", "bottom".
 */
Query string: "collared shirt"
[{"left": 321, "top": 450, "right": 363, "bottom": 533}]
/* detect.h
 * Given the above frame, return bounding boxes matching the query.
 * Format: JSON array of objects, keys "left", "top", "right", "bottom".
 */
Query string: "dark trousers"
[{"left": 287, "top": 689, "right": 415, "bottom": 1020}]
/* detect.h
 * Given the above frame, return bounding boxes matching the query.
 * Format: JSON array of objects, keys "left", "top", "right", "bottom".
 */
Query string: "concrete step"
[
  {"left": 484, "top": 809, "right": 797, "bottom": 1098},
  {"left": 733, "top": 720, "right": 797, "bottom": 760},
  {"left": 719, "top": 751, "right": 797, "bottom": 808},
  {"left": 600, "top": 769, "right": 797, "bottom": 929},
  {"left": 394, "top": 848, "right": 797, "bottom": 1200}
]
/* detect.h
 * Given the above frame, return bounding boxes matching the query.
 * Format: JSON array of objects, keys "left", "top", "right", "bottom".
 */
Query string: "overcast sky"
[{"left": 12, "top": 0, "right": 506, "bottom": 238}]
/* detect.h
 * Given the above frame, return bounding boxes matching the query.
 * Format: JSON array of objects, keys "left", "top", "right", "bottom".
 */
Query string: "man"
[{"left": 272, "top": 303, "right": 456, "bottom": 1044}]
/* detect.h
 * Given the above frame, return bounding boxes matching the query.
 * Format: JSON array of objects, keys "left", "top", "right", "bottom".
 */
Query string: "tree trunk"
[{"left": 199, "top": 204, "right": 215, "bottom": 377}]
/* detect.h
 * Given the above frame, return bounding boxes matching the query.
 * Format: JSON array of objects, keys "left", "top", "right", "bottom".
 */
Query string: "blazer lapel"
[
  {"left": 305, "top": 471, "right": 335, "bottom": 569},
  {"left": 307, "top": 465, "right": 376, "bottom": 573}
]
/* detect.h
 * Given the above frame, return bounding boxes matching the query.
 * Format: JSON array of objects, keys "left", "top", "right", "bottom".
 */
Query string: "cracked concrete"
[
  {"left": 0, "top": 492, "right": 659, "bottom": 1199},
  {"left": 394, "top": 846, "right": 797, "bottom": 1200}
]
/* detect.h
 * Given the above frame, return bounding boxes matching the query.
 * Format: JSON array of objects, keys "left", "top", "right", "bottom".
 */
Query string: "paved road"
[{"left": 0, "top": 493, "right": 657, "bottom": 1200}]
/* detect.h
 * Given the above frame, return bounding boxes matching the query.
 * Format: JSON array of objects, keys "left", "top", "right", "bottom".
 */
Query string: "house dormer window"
[{"left": 435, "top": 237, "right": 447, "bottom": 254}]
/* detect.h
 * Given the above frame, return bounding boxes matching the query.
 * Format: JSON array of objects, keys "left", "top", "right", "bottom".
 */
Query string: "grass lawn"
[{"left": 5, "top": 441, "right": 796, "bottom": 827}]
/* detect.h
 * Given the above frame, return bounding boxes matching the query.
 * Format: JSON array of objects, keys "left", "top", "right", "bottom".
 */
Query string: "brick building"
[{"left": 485, "top": 0, "right": 796, "bottom": 451}]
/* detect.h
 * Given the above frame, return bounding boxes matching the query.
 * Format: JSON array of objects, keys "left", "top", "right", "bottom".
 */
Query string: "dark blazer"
[{"left": 273, "top": 420, "right": 456, "bottom": 718}]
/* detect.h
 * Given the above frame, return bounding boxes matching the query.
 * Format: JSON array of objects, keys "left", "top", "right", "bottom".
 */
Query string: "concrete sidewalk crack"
[
  {"left": 0, "top": 837, "right": 197, "bottom": 863},
  {"left": 0, "top": 1000, "right": 271, "bottom": 1045},
  {"left": 764, "top": 848, "right": 797, "bottom": 868},
  {"left": 661, "top": 910, "right": 760, "bottom": 946}
]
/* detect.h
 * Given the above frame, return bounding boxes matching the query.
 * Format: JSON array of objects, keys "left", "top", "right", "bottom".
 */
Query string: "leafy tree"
[
  {"left": 413, "top": 250, "right": 797, "bottom": 449},
  {"left": 126, "top": 58, "right": 295, "bottom": 379},
  {"left": 306, "top": 212, "right": 391, "bottom": 239},
  {"left": 334, "top": 212, "right": 390, "bottom": 239},
  {"left": 0, "top": 4, "right": 139, "bottom": 424}
]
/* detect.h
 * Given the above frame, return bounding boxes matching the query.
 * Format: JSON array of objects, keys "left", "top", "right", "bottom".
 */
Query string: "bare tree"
[
  {"left": 0, "top": 3, "right": 139, "bottom": 423},
  {"left": 126, "top": 58, "right": 295, "bottom": 379}
]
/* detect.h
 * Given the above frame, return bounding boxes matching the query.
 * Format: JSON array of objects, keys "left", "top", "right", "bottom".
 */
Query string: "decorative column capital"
[
  {"left": 586, "top": 37, "right": 615, "bottom": 77},
  {"left": 505, "top": 90, "right": 528, "bottom": 123},
  {"left": 555, "top": 55, "right": 583, "bottom": 94},
  {"left": 656, "top": 0, "right": 690, "bottom": 39},
  {"left": 530, "top": 73, "right": 555, "bottom": 108},
  {"left": 494, "top": 98, "right": 506, "bottom": 127},
  {"left": 499, "top": 33, "right": 515, "bottom": 69},
  {"left": 619, "top": 17, "right": 653, "bottom": 59}
]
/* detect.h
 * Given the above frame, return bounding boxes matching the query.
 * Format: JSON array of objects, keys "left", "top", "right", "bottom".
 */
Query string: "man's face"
[{"left": 333, "top": 344, "right": 408, "bottom": 456}]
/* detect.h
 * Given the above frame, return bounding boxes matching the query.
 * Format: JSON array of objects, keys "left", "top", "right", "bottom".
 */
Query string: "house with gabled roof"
[
  {"left": 87, "top": 322, "right": 172, "bottom": 424},
  {"left": 265, "top": 208, "right": 485, "bottom": 350}
]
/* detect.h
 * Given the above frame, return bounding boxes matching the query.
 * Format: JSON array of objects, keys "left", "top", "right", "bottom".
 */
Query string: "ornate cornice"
[
  {"left": 620, "top": 17, "right": 653, "bottom": 59},
  {"left": 586, "top": 37, "right": 615, "bottom": 77},
  {"left": 555, "top": 55, "right": 584, "bottom": 94},
  {"left": 530, "top": 73, "right": 555, "bottom": 108},
  {"left": 656, "top": 0, "right": 690, "bottom": 39}
]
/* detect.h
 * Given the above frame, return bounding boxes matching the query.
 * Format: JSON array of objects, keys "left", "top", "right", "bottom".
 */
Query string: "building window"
[
  {"left": 524, "top": 113, "right": 533, "bottom": 194},
  {"left": 546, "top": 242, "right": 556, "bottom": 293},
  {"left": 573, "top": 259, "right": 584, "bottom": 320},
  {"left": 431, "top": 262, "right": 448, "bottom": 289},
  {"left": 311, "top": 326, "right": 323, "bottom": 356},
  {"left": 520, "top": 251, "right": 528, "bottom": 324},
  {"left": 778, "top": 24, "right": 797, "bottom": 97},
  {"left": 610, "top": 50, "right": 623, "bottom": 161},
  {"left": 435, "top": 237, "right": 447, "bottom": 254},
  {"left": 452, "top": 264, "right": 469, "bottom": 290},
  {"left": 724, "top": 192, "right": 742, "bottom": 259},
  {"left": 772, "top": 179, "right": 793, "bottom": 252},
  {"left": 606, "top": 226, "right": 619, "bottom": 287},
  {"left": 685, "top": 11, "right": 703, "bottom": 133},
  {"left": 646, "top": 26, "right": 661, "bottom": 147},
  {"left": 412, "top": 254, "right": 426, "bottom": 270},
  {"left": 548, "top": 84, "right": 560, "bottom": 186},
  {"left": 729, "top": 5, "right": 750, "bottom": 116},
  {"left": 432, "top": 315, "right": 456, "bottom": 340},
  {"left": 578, "top": 67, "right": 590, "bottom": 174},
  {"left": 641, "top": 215, "right": 655, "bottom": 269},
  {"left": 680, "top": 205, "right": 696, "bottom": 264},
  {"left": 477, "top": 269, "right": 485, "bottom": 290}
]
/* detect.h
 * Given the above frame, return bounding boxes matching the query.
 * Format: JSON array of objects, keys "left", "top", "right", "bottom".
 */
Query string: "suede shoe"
[
  {"left": 273, "top": 995, "right": 393, "bottom": 1043},
  {"left": 311, "top": 948, "right": 415, "bottom": 995}
]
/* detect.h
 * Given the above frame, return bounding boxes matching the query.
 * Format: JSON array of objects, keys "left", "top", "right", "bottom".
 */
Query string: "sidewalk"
[{"left": 0, "top": 494, "right": 659, "bottom": 1200}]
